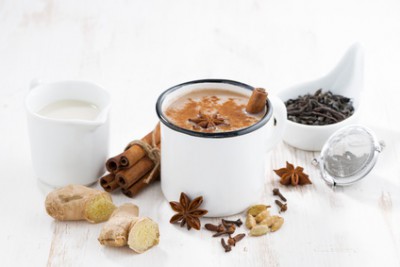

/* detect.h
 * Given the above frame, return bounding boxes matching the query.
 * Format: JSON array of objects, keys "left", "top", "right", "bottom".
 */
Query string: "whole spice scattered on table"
[
  {"left": 212, "top": 221, "right": 236, "bottom": 237},
  {"left": 227, "top": 233, "right": 246, "bottom": 246},
  {"left": 204, "top": 218, "right": 246, "bottom": 253},
  {"left": 221, "top": 238, "right": 232, "bottom": 252},
  {"left": 245, "top": 204, "right": 284, "bottom": 236},
  {"left": 272, "top": 188, "right": 287, "bottom": 202},
  {"left": 169, "top": 192, "right": 208, "bottom": 230},
  {"left": 285, "top": 89, "right": 354, "bottom": 125},
  {"left": 222, "top": 218, "right": 243, "bottom": 227},
  {"left": 275, "top": 200, "right": 288, "bottom": 213},
  {"left": 272, "top": 188, "right": 288, "bottom": 212},
  {"left": 274, "top": 161, "right": 312, "bottom": 186},
  {"left": 247, "top": 204, "right": 270, "bottom": 216}
]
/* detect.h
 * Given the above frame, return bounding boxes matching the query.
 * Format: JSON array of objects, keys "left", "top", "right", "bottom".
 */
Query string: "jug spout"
[{"left": 91, "top": 104, "right": 111, "bottom": 129}]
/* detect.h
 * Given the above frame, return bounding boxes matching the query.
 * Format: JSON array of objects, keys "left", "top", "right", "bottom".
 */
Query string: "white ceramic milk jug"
[{"left": 25, "top": 80, "right": 111, "bottom": 187}]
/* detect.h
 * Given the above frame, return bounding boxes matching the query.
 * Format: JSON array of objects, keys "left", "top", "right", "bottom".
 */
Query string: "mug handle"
[{"left": 265, "top": 95, "right": 287, "bottom": 152}]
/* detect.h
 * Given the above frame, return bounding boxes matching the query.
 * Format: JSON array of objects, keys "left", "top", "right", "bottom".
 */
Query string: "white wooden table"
[{"left": 1, "top": 0, "right": 400, "bottom": 266}]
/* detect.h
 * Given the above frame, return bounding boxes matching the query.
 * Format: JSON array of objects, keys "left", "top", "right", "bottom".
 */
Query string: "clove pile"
[
  {"left": 205, "top": 219, "right": 245, "bottom": 253},
  {"left": 285, "top": 89, "right": 354, "bottom": 125}
]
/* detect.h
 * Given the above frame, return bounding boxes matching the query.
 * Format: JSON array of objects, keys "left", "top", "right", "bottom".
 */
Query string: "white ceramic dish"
[{"left": 277, "top": 43, "right": 364, "bottom": 151}]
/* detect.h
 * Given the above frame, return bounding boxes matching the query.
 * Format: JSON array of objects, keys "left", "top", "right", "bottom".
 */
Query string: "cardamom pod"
[
  {"left": 259, "top": 216, "right": 276, "bottom": 227},
  {"left": 247, "top": 204, "right": 270, "bottom": 216},
  {"left": 255, "top": 209, "right": 270, "bottom": 223},
  {"left": 270, "top": 216, "right": 284, "bottom": 232},
  {"left": 250, "top": 225, "right": 270, "bottom": 236},
  {"left": 245, "top": 213, "right": 256, "bottom": 229},
  {"left": 259, "top": 216, "right": 284, "bottom": 232}
]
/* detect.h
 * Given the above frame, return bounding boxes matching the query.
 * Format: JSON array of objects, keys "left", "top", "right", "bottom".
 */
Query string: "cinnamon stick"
[
  {"left": 105, "top": 155, "right": 124, "bottom": 173},
  {"left": 100, "top": 173, "right": 120, "bottom": 192},
  {"left": 100, "top": 173, "right": 114, "bottom": 186},
  {"left": 121, "top": 169, "right": 160, "bottom": 198},
  {"left": 246, "top": 88, "right": 268, "bottom": 114},
  {"left": 116, "top": 157, "right": 155, "bottom": 189},
  {"left": 119, "top": 123, "right": 161, "bottom": 168}
]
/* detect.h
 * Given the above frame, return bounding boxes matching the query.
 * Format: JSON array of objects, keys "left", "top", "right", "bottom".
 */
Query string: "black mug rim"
[{"left": 155, "top": 79, "right": 273, "bottom": 138}]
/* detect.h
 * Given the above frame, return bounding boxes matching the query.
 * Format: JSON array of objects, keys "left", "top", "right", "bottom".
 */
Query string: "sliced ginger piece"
[
  {"left": 45, "top": 184, "right": 116, "bottom": 223},
  {"left": 98, "top": 203, "right": 139, "bottom": 247},
  {"left": 98, "top": 203, "right": 160, "bottom": 253},
  {"left": 85, "top": 194, "right": 118, "bottom": 223},
  {"left": 128, "top": 217, "right": 160, "bottom": 253}
]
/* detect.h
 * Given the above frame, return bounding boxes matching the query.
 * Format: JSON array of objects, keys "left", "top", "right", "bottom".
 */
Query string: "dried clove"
[
  {"left": 272, "top": 188, "right": 287, "bottom": 202},
  {"left": 275, "top": 199, "right": 287, "bottom": 213},
  {"left": 227, "top": 233, "right": 246, "bottom": 246},
  {"left": 209, "top": 219, "right": 246, "bottom": 253},
  {"left": 222, "top": 218, "right": 243, "bottom": 227},
  {"left": 205, "top": 223, "right": 224, "bottom": 233},
  {"left": 213, "top": 224, "right": 236, "bottom": 237},
  {"left": 221, "top": 238, "right": 232, "bottom": 252}
]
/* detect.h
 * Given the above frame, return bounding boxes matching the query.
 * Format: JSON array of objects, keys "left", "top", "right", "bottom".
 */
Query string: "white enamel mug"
[
  {"left": 25, "top": 80, "right": 111, "bottom": 187},
  {"left": 156, "top": 79, "right": 287, "bottom": 217}
]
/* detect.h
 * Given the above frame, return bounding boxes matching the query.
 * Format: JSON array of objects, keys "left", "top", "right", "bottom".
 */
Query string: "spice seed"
[
  {"left": 250, "top": 225, "right": 270, "bottom": 236},
  {"left": 255, "top": 210, "right": 270, "bottom": 223},
  {"left": 245, "top": 214, "right": 257, "bottom": 229},
  {"left": 221, "top": 238, "right": 232, "bottom": 252},
  {"left": 270, "top": 216, "right": 284, "bottom": 232},
  {"left": 247, "top": 204, "right": 270, "bottom": 216}
]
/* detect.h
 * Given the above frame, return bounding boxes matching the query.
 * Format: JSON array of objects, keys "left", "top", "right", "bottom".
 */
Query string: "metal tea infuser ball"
[{"left": 312, "top": 125, "right": 384, "bottom": 187}]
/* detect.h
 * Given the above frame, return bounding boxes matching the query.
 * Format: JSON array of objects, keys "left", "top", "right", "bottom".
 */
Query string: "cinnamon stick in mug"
[
  {"left": 246, "top": 88, "right": 268, "bottom": 114},
  {"left": 119, "top": 123, "right": 161, "bottom": 168}
]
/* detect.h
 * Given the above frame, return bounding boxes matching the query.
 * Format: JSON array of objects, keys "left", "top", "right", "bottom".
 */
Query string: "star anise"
[
  {"left": 188, "top": 111, "right": 229, "bottom": 130},
  {"left": 169, "top": 192, "right": 208, "bottom": 230},
  {"left": 274, "top": 161, "right": 312, "bottom": 186}
]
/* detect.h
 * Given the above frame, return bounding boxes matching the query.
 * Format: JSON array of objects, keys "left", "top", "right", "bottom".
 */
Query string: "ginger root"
[
  {"left": 98, "top": 203, "right": 160, "bottom": 253},
  {"left": 45, "top": 184, "right": 116, "bottom": 223},
  {"left": 98, "top": 203, "right": 139, "bottom": 247}
]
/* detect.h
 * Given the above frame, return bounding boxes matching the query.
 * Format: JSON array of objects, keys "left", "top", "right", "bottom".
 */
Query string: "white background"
[{"left": 1, "top": 0, "right": 400, "bottom": 266}]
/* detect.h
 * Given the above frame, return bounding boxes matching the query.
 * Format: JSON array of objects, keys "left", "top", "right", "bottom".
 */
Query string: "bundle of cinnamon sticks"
[{"left": 100, "top": 123, "right": 161, "bottom": 198}]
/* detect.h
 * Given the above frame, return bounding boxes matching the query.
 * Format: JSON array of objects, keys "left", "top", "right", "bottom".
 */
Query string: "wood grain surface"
[{"left": 1, "top": 0, "right": 400, "bottom": 266}]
